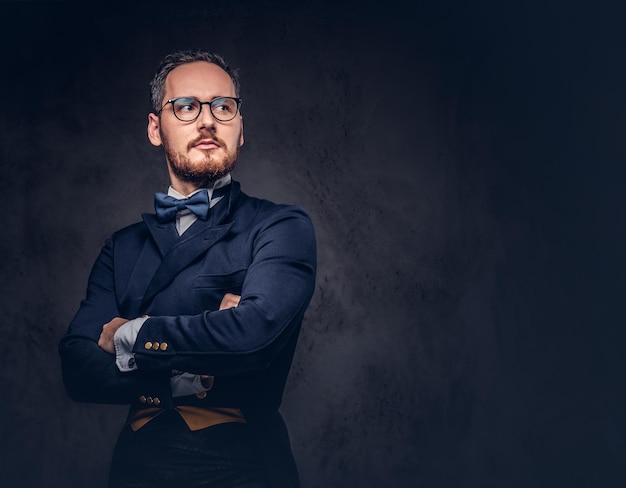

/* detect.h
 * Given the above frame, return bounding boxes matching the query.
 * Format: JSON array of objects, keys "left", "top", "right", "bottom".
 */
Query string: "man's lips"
[{"left": 192, "top": 139, "right": 220, "bottom": 150}]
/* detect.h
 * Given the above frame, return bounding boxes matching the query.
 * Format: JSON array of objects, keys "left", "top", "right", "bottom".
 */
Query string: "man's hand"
[
  {"left": 98, "top": 317, "right": 129, "bottom": 354},
  {"left": 199, "top": 375, "right": 215, "bottom": 390},
  {"left": 219, "top": 293, "right": 241, "bottom": 310}
]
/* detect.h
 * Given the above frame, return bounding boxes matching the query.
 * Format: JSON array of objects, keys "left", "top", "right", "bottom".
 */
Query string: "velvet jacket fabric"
[{"left": 58, "top": 181, "right": 317, "bottom": 488}]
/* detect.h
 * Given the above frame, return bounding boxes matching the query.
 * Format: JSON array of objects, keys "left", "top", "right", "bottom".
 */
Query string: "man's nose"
[{"left": 197, "top": 103, "right": 216, "bottom": 130}]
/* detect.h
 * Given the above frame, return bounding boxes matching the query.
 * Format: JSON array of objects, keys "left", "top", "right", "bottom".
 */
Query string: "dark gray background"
[{"left": 1, "top": 1, "right": 625, "bottom": 487}]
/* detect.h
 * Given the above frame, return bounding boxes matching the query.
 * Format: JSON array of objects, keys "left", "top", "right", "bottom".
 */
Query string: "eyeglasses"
[{"left": 158, "top": 96, "right": 242, "bottom": 122}]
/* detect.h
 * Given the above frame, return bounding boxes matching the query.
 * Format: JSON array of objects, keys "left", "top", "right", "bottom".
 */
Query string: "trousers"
[{"left": 108, "top": 410, "right": 269, "bottom": 488}]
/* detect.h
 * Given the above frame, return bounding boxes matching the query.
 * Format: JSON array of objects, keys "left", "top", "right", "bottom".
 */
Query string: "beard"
[{"left": 162, "top": 131, "right": 239, "bottom": 187}]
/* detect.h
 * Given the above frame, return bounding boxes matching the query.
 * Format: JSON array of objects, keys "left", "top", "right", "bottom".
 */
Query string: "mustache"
[{"left": 188, "top": 133, "right": 224, "bottom": 149}]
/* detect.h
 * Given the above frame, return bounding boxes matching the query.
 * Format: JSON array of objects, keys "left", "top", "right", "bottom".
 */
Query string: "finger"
[
  {"left": 219, "top": 293, "right": 241, "bottom": 310},
  {"left": 102, "top": 317, "right": 128, "bottom": 331},
  {"left": 112, "top": 317, "right": 126, "bottom": 326},
  {"left": 200, "top": 375, "right": 215, "bottom": 390}
]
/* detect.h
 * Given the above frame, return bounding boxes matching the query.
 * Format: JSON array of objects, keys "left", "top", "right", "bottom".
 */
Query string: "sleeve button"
[
  {"left": 144, "top": 342, "right": 153, "bottom": 350},
  {"left": 159, "top": 342, "right": 168, "bottom": 351},
  {"left": 139, "top": 396, "right": 147, "bottom": 404},
  {"left": 152, "top": 342, "right": 160, "bottom": 351}
]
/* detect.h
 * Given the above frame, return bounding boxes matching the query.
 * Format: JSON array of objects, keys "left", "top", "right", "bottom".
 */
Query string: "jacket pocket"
[{"left": 193, "top": 268, "right": 247, "bottom": 289}]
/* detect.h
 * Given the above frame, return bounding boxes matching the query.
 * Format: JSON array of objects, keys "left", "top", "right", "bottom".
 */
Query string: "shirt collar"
[{"left": 167, "top": 173, "right": 232, "bottom": 200}]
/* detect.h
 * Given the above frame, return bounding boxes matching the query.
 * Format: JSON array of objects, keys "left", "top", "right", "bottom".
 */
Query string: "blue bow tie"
[{"left": 154, "top": 190, "right": 210, "bottom": 223}]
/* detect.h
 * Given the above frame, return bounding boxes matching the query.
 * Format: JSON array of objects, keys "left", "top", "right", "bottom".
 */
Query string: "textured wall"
[{"left": 1, "top": 2, "right": 625, "bottom": 487}]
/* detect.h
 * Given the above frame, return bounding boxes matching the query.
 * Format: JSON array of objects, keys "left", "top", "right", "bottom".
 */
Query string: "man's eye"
[
  {"left": 174, "top": 99, "right": 199, "bottom": 113},
  {"left": 214, "top": 103, "right": 232, "bottom": 113}
]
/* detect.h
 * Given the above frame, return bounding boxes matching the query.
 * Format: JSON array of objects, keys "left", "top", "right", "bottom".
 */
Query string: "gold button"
[
  {"left": 139, "top": 396, "right": 147, "bottom": 404},
  {"left": 159, "top": 342, "right": 168, "bottom": 351},
  {"left": 196, "top": 391, "right": 207, "bottom": 399},
  {"left": 153, "top": 397, "right": 161, "bottom": 406},
  {"left": 147, "top": 397, "right": 154, "bottom": 404},
  {"left": 152, "top": 342, "right": 160, "bottom": 350},
  {"left": 144, "top": 342, "right": 153, "bottom": 350}
]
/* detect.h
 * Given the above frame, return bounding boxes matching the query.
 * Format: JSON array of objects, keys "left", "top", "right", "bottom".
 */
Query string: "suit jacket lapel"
[
  {"left": 142, "top": 215, "right": 179, "bottom": 257},
  {"left": 117, "top": 218, "right": 177, "bottom": 317}
]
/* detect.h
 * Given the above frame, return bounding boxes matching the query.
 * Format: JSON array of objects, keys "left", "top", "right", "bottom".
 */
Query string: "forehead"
[{"left": 164, "top": 61, "right": 236, "bottom": 99}]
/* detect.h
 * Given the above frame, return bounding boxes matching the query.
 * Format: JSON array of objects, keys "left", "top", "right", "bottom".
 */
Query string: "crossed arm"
[
  {"left": 60, "top": 206, "right": 316, "bottom": 405},
  {"left": 98, "top": 292, "right": 241, "bottom": 353},
  {"left": 98, "top": 293, "right": 241, "bottom": 390}
]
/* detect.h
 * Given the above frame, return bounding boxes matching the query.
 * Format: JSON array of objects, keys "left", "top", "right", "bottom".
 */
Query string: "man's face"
[{"left": 147, "top": 61, "right": 244, "bottom": 194}]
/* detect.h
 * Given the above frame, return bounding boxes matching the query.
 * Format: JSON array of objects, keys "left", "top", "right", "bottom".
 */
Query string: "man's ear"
[
  {"left": 239, "top": 117, "right": 244, "bottom": 147},
  {"left": 147, "top": 113, "right": 162, "bottom": 147}
]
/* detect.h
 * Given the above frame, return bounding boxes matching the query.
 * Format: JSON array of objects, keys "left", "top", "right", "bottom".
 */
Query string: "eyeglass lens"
[{"left": 172, "top": 97, "right": 239, "bottom": 122}]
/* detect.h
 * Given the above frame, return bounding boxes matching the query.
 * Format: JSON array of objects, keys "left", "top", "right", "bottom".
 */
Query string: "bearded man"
[{"left": 59, "top": 50, "right": 317, "bottom": 488}]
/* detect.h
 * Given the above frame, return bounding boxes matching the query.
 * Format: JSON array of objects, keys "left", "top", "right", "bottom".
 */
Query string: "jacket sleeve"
[
  {"left": 132, "top": 206, "right": 317, "bottom": 376},
  {"left": 58, "top": 238, "right": 171, "bottom": 405}
]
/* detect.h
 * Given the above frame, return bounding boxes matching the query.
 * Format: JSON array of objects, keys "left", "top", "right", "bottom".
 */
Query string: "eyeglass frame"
[{"left": 157, "top": 96, "right": 242, "bottom": 122}]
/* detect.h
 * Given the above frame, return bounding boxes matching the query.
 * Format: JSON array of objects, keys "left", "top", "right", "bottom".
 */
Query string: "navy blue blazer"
[{"left": 59, "top": 181, "right": 317, "bottom": 487}]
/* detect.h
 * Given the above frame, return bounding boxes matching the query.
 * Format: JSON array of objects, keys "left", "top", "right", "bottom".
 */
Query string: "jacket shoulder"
[
  {"left": 236, "top": 190, "right": 313, "bottom": 225},
  {"left": 113, "top": 220, "right": 147, "bottom": 236},
  {"left": 108, "top": 221, "right": 149, "bottom": 248}
]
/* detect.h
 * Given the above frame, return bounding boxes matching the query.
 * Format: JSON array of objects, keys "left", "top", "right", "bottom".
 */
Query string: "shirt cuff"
[
  {"left": 170, "top": 373, "right": 208, "bottom": 397},
  {"left": 114, "top": 316, "right": 149, "bottom": 372}
]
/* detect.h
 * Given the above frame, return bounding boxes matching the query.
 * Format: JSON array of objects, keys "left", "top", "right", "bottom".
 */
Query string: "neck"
[
  {"left": 169, "top": 173, "right": 232, "bottom": 197},
  {"left": 168, "top": 174, "right": 212, "bottom": 197},
  {"left": 170, "top": 182, "right": 202, "bottom": 197}
]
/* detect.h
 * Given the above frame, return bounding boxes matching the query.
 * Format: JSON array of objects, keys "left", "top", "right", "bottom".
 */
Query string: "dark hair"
[{"left": 149, "top": 49, "right": 240, "bottom": 112}]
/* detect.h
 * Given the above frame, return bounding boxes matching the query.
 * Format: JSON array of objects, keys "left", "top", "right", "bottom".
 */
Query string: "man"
[{"left": 58, "top": 50, "right": 317, "bottom": 488}]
